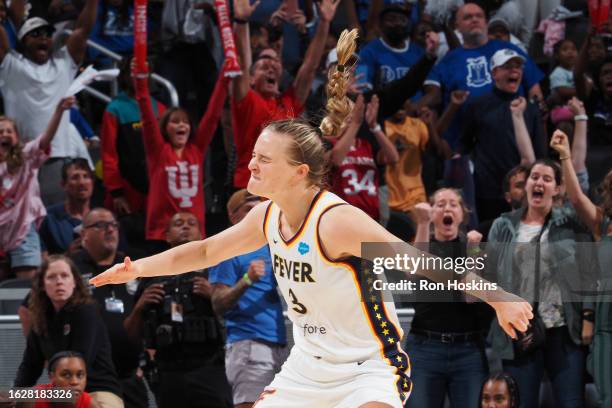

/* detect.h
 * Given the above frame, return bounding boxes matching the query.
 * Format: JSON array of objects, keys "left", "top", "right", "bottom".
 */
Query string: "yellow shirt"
[{"left": 384, "top": 117, "right": 429, "bottom": 212}]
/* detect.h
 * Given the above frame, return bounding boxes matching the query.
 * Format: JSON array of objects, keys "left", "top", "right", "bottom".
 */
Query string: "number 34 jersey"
[
  {"left": 263, "top": 191, "right": 408, "bottom": 370},
  {"left": 330, "top": 138, "right": 380, "bottom": 220}
]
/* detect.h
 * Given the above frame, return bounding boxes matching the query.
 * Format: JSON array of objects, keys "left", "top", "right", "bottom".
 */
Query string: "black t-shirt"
[
  {"left": 70, "top": 250, "right": 142, "bottom": 377},
  {"left": 410, "top": 237, "right": 494, "bottom": 334},
  {"left": 585, "top": 91, "right": 612, "bottom": 186},
  {"left": 135, "top": 272, "right": 225, "bottom": 368},
  {"left": 15, "top": 303, "right": 121, "bottom": 396}
]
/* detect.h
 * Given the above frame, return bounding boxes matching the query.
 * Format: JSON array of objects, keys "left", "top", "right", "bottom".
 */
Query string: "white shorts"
[{"left": 253, "top": 347, "right": 411, "bottom": 408}]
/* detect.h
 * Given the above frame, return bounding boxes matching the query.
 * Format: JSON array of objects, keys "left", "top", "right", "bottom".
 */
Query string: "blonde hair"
[
  {"left": 430, "top": 188, "right": 470, "bottom": 224},
  {"left": 319, "top": 29, "right": 359, "bottom": 139},
  {"left": 263, "top": 29, "right": 359, "bottom": 188},
  {"left": 0, "top": 116, "right": 23, "bottom": 173}
]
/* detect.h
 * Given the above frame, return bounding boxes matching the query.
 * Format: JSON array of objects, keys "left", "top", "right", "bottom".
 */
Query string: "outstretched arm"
[
  {"left": 90, "top": 201, "right": 269, "bottom": 286},
  {"left": 293, "top": 0, "right": 339, "bottom": 105},
  {"left": 319, "top": 204, "right": 533, "bottom": 338},
  {"left": 39, "top": 97, "right": 76, "bottom": 151},
  {"left": 66, "top": 0, "right": 99, "bottom": 64}
]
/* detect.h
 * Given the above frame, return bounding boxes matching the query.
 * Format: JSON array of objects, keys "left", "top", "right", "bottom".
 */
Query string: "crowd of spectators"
[{"left": 1, "top": 0, "right": 612, "bottom": 407}]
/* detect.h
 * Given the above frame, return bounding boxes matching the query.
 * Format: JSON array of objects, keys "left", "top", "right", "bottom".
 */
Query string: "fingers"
[
  {"left": 503, "top": 323, "right": 517, "bottom": 340},
  {"left": 124, "top": 256, "right": 132, "bottom": 271}
]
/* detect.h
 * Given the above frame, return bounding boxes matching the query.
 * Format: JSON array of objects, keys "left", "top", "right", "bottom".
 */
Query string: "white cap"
[
  {"left": 325, "top": 48, "right": 359, "bottom": 69},
  {"left": 17, "top": 17, "right": 54, "bottom": 42},
  {"left": 490, "top": 49, "right": 526, "bottom": 70}
]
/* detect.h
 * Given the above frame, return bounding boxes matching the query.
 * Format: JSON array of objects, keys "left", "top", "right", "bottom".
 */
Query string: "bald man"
[{"left": 71, "top": 208, "right": 148, "bottom": 408}]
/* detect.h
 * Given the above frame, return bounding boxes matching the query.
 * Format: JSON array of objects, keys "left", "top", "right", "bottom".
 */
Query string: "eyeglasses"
[
  {"left": 83, "top": 221, "right": 119, "bottom": 231},
  {"left": 27, "top": 27, "right": 53, "bottom": 39}
]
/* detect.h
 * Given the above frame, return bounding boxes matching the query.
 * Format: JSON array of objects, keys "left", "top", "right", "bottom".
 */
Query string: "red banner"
[
  {"left": 134, "top": 0, "right": 148, "bottom": 73},
  {"left": 214, "top": 0, "right": 242, "bottom": 77}
]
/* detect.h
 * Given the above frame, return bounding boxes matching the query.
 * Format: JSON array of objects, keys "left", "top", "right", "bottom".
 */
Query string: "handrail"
[{"left": 62, "top": 29, "right": 180, "bottom": 107}]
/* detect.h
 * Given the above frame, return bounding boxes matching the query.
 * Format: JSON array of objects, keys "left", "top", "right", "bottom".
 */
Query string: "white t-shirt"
[{"left": 0, "top": 47, "right": 88, "bottom": 159}]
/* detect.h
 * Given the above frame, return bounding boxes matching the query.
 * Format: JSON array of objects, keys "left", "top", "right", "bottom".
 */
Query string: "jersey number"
[
  {"left": 288, "top": 289, "right": 307, "bottom": 314},
  {"left": 342, "top": 169, "right": 376, "bottom": 196}
]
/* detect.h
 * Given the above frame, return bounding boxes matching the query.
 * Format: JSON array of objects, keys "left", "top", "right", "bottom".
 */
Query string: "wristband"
[
  {"left": 467, "top": 246, "right": 482, "bottom": 256},
  {"left": 369, "top": 124, "right": 382, "bottom": 133},
  {"left": 574, "top": 114, "right": 588, "bottom": 122},
  {"left": 234, "top": 18, "right": 248, "bottom": 24},
  {"left": 583, "top": 310, "right": 595, "bottom": 322},
  {"left": 242, "top": 272, "right": 253, "bottom": 286}
]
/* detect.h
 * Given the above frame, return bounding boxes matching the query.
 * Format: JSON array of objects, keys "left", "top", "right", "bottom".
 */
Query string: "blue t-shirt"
[
  {"left": 208, "top": 246, "right": 286, "bottom": 345},
  {"left": 359, "top": 38, "right": 425, "bottom": 91},
  {"left": 39, "top": 203, "right": 81, "bottom": 254},
  {"left": 425, "top": 39, "right": 544, "bottom": 148},
  {"left": 89, "top": 3, "right": 134, "bottom": 62}
]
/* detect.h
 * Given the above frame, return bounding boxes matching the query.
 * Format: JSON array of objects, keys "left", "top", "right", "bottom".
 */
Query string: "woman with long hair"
[
  {"left": 486, "top": 157, "right": 598, "bottom": 408},
  {"left": 91, "top": 30, "right": 532, "bottom": 408},
  {"left": 0, "top": 98, "right": 74, "bottom": 279},
  {"left": 550, "top": 129, "right": 612, "bottom": 408},
  {"left": 14, "top": 255, "right": 122, "bottom": 408},
  {"left": 406, "top": 188, "right": 493, "bottom": 408}
]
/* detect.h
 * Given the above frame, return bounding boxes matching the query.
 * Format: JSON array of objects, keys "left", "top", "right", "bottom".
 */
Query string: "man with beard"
[
  {"left": 230, "top": 0, "right": 339, "bottom": 189},
  {"left": 39, "top": 158, "right": 94, "bottom": 255},
  {"left": 358, "top": 5, "right": 425, "bottom": 92},
  {"left": 71, "top": 208, "right": 148, "bottom": 408},
  {"left": 421, "top": 2, "right": 544, "bottom": 150},
  {"left": 0, "top": 2, "right": 98, "bottom": 205},
  {"left": 124, "top": 212, "right": 232, "bottom": 408}
]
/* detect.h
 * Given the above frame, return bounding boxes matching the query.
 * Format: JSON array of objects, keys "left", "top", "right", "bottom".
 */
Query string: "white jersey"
[{"left": 263, "top": 191, "right": 410, "bottom": 398}]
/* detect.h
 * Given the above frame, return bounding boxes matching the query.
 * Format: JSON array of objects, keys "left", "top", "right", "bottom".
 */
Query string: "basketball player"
[{"left": 90, "top": 30, "right": 533, "bottom": 408}]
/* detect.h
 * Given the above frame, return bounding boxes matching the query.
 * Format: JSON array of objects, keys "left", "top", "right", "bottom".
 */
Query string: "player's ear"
[{"left": 294, "top": 163, "right": 310, "bottom": 181}]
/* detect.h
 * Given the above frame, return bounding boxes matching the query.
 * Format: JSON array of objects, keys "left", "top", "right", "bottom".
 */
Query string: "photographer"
[{"left": 124, "top": 212, "right": 232, "bottom": 408}]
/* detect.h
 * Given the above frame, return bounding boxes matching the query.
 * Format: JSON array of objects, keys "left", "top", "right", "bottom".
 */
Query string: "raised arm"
[
  {"left": 232, "top": 0, "right": 259, "bottom": 102},
  {"left": 39, "top": 97, "right": 76, "bottom": 151},
  {"left": 567, "top": 97, "right": 588, "bottom": 173},
  {"left": 293, "top": 0, "right": 339, "bottom": 105},
  {"left": 319, "top": 204, "right": 533, "bottom": 338},
  {"left": 550, "top": 130, "right": 601, "bottom": 233},
  {"left": 330, "top": 94, "right": 363, "bottom": 167},
  {"left": 510, "top": 97, "right": 536, "bottom": 165},
  {"left": 366, "top": 95, "right": 399, "bottom": 164},
  {"left": 420, "top": 106, "right": 452, "bottom": 159},
  {"left": 66, "top": 0, "right": 99, "bottom": 64},
  {"left": 413, "top": 202, "right": 432, "bottom": 244},
  {"left": 194, "top": 65, "right": 232, "bottom": 153},
  {"left": 133, "top": 66, "right": 165, "bottom": 158},
  {"left": 211, "top": 259, "right": 265, "bottom": 315},
  {"left": 436, "top": 89, "right": 468, "bottom": 136},
  {"left": 90, "top": 201, "right": 269, "bottom": 287}
]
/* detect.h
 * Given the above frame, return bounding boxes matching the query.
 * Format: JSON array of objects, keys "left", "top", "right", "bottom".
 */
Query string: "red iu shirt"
[{"left": 331, "top": 138, "right": 380, "bottom": 220}]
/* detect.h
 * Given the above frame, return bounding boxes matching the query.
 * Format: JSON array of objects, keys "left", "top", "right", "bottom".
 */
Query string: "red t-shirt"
[
  {"left": 231, "top": 88, "right": 303, "bottom": 188},
  {"left": 331, "top": 138, "right": 380, "bottom": 220},
  {"left": 34, "top": 384, "right": 93, "bottom": 408},
  {"left": 135, "top": 73, "right": 228, "bottom": 240}
]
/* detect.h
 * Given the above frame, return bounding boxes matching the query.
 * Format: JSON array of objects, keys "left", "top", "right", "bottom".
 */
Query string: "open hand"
[
  {"left": 234, "top": 0, "right": 261, "bottom": 20},
  {"left": 490, "top": 293, "right": 533, "bottom": 339},
  {"left": 90, "top": 256, "right": 142, "bottom": 287}
]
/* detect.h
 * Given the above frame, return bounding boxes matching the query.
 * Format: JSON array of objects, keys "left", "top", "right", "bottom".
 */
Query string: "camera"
[{"left": 142, "top": 273, "right": 222, "bottom": 350}]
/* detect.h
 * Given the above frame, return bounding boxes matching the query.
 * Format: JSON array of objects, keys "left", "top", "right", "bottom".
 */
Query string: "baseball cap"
[
  {"left": 18, "top": 17, "right": 55, "bottom": 42},
  {"left": 490, "top": 49, "right": 526, "bottom": 70},
  {"left": 379, "top": 4, "right": 412, "bottom": 20},
  {"left": 488, "top": 17, "right": 510, "bottom": 32},
  {"left": 325, "top": 48, "right": 359, "bottom": 69},
  {"left": 227, "top": 189, "right": 261, "bottom": 215}
]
